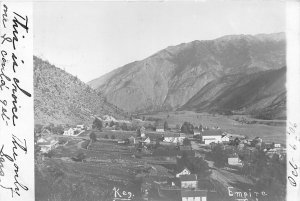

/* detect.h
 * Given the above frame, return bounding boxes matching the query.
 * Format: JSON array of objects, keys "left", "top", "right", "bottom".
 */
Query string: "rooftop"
[
  {"left": 156, "top": 125, "right": 164, "bottom": 129},
  {"left": 202, "top": 129, "right": 223, "bottom": 136},
  {"left": 181, "top": 189, "right": 207, "bottom": 197},
  {"left": 179, "top": 174, "right": 197, "bottom": 181},
  {"left": 164, "top": 132, "right": 180, "bottom": 137},
  {"left": 176, "top": 167, "right": 190, "bottom": 174}
]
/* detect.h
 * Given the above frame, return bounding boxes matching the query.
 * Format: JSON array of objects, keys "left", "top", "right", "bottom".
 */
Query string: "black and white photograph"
[{"left": 1, "top": 0, "right": 300, "bottom": 201}]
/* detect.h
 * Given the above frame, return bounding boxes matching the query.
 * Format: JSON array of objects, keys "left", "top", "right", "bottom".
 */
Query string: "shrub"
[
  {"left": 89, "top": 132, "right": 97, "bottom": 142},
  {"left": 183, "top": 138, "right": 191, "bottom": 146},
  {"left": 181, "top": 122, "right": 194, "bottom": 134},
  {"left": 92, "top": 118, "right": 102, "bottom": 131}
]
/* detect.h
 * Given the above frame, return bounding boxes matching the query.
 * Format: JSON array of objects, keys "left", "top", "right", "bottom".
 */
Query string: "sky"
[{"left": 33, "top": 0, "right": 286, "bottom": 82}]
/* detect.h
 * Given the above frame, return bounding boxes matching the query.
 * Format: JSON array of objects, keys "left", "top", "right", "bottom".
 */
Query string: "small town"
[
  {"left": 35, "top": 113, "right": 286, "bottom": 201},
  {"left": 31, "top": 2, "right": 288, "bottom": 201}
]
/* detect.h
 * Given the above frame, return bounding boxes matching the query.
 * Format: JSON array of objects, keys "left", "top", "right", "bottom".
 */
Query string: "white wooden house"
[
  {"left": 274, "top": 143, "right": 281, "bottom": 148},
  {"left": 181, "top": 190, "right": 207, "bottom": 201},
  {"left": 221, "top": 134, "right": 230, "bottom": 142},
  {"left": 38, "top": 138, "right": 59, "bottom": 153},
  {"left": 156, "top": 124, "right": 165, "bottom": 133},
  {"left": 143, "top": 137, "right": 151, "bottom": 144},
  {"left": 176, "top": 168, "right": 191, "bottom": 178},
  {"left": 140, "top": 126, "right": 146, "bottom": 135},
  {"left": 164, "top": 133, "right": 180, "bottom": 143},
  {"left": 63, "top": 128, "right": 75, "bottom": 136},
  {"left": 193, "top": 129, "right": 201, "bottom": 136},
  {"left": 201, "top": 130, "right": 223, "bottom": 144},
  {"left": 228, "top": 154, "right": 243, "bottom": 167},
  {"left": 180, "top": 174, "right": 198, "bottom": 189},
  {"left": 164, "top": 132, "right": 185, "bottom": 144}
]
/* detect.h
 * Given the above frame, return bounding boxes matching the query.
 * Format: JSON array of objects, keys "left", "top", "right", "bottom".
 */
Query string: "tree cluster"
[
  {"left": 181, "top": 122, "right": 194, "bottom": 134},
  {"left": 72, "top": 152, "right": 86, "bottom": 162},
  {"left": 164, "top": 121, "right": 169, "bottom": 130},
  {"left": 177, "top": 153, "right": 211, "bottom": 178},
  {"left": 92, "top": 118, "right": 103, "bottom": 131},
  {"left": 241, "top": 150, "right": 286, "bottom": 201},
  {"left": 89, "top": 132, "right": 97, "bottom": 142},
  {"left": 208, "top": 144, "right": 228, "bottom": 167},
  {"left": 182, "top": 138, "right": 191, "bottom": 146},
  {"left": 136, "top": 128, "right": 141, "bottom": 137}
]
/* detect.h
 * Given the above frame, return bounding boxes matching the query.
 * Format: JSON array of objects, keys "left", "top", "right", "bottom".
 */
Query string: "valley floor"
[
  {"left": 35, "top": 111, "right": 286, "bottom": 201},
  {"left": 143, "top": 111, "right": 286, "bottom": 144}
]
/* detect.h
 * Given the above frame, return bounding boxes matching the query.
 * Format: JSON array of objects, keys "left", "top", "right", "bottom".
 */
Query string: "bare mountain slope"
[
  {"left": 180, "top": 67, "right": 286, "bottom": 119},
  {"left": 88, "top": 33, "right": 286, "bottom": 115},
  {"left": 34, "top": 56, "right": 127, "bottom": 125}
]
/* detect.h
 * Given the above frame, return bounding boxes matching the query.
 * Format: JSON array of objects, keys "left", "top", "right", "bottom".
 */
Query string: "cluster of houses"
[
  {"left": 116, "top": 124, "right": 235, "bottom": 153},
  {"left": 156, "top": 167, "right": 211, "bottom": 201},
  {"left": 63, "top": 124, "right": 86, "bottom": 136},
  {"left": 37, "top": 135, "right": 59, "bottom": 153},
  {"left": 146, "top": 124, "right": 230, "bottom": 145},
  {"left": 36, "top": 124, "right": 86, "bottom": 154},
  {"left": 103, "top": 119, "right": 235, "bottom": 147},
  {"left": 195, "top": 129, "right": 230, "bottom": 144},
  {"left": 128, "top": 122, "right": 285, "bottom": 169}
]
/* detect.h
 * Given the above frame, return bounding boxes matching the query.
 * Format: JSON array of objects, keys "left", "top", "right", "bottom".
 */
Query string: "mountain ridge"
[
  {"left": 180, "top": 67, "right": 286, "bottom": 119},
  {"left": 87, "top": 32, "right": 286, "bottom": 119}
]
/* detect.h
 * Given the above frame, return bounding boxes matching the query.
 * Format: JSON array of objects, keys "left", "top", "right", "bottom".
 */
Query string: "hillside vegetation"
[{"left": 34, "top": 56, "right": 127, "bottom": 125}]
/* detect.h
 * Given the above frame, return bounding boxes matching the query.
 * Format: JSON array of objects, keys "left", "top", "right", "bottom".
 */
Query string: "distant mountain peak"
[{"left": 87, "top": 33, "right": 286, "bottom": 118}]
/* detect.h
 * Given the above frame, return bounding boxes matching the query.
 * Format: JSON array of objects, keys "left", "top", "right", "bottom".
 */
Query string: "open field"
[
  {"left": 143, "top": 111, "right": 286, "bottom": 144},
  {"left": 80, "top": 130, "right": 136, "bottom": 140},
  {"left": 36, "top": 137, "right": 177, "bottom": 201},
  {"left": 36, "top": 139, "right": 145, "bottom": 201}
]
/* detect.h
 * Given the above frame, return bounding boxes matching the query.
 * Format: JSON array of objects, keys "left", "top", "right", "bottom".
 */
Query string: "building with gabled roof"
[
  {"left": 76, "top": 124, "right": 84, "bottom": 129},
  {"left": 228, "top": 157, "right": 243, "bottom": 167},
  {"left": 156, "top": 123, "right": 165, "bottom": 133},
  {"left": 63, "top": 128, "right": 75, "bottom": 136},
  {"left": 221, "top": 134, "right": 230, "bottom": 142},
  {"left": 201, "top": 129, "right": 223, "bottom": 144},
  {"left": 193, "top": 129, "right": 201, "bottom": 135},
  {"left": 176, "top": 167, "right": 191, "bottom": 178},
  {"left": 274, "top": 143, "right": 281, "bottom": 148},
  {"left": 180, "top": 174, "right": 198, "bottom": 189},
  {"left": 38, "top": 138, "right": 58, "bottom": 153},
  {"left": 164, "top": 132, "right": 185, "bottom": 144},
  {"left": 128, "top": 136, "right": 136, "bottom": 144},
  {"left": 143, "top": 137, "right": 151, "bottom": 144},
  {"left": 181, "top": 189, "right": 207, "bottom": 201}
]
